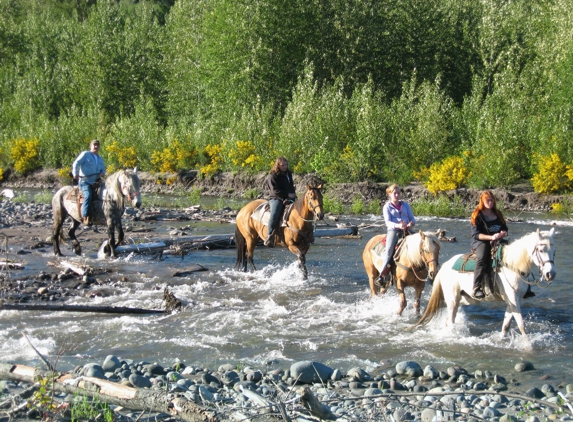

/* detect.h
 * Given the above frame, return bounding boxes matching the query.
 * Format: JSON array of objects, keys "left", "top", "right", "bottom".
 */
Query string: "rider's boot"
[
  {"left": 264, "top": 230, "right": 275, "bottom": 247},
  {"left": 374, "top": 266, "right": 392, "bottom": 288},
  {"left": 523, "top": 284, "right": 536, "bottom": 298},
  {"left": 472, "top": 278, "right": 485, "bottom": 299}
]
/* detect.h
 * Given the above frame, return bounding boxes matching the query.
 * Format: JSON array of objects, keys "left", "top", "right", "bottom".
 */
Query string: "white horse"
[{"left": 416, "top": 228, "right": 556, "bottom": 336}]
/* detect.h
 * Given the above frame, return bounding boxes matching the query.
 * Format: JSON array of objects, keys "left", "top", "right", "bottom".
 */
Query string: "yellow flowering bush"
[
  {"left": 105, "top": 141, "right": 138, "bottom": 173},
  {"left": 532, "top": 154, "right": 571, "bottom": 194},
  {"left": 0, "top": 167, "right": 3, "bottom": 182},
  {"left": 151, "top": 139, "right": 196, "bottom": 173},
  {"left": 228, "top": 140, "right": 263, "bottom": 170},
  {"left": 424, "top": 156, "right": 470, "bottom": 195},
  {"left": 9, "top": 137, "right": 41, "bottom": 174},
  {"left": 200, "top": 144, "right": 223, "bottom": 177}
]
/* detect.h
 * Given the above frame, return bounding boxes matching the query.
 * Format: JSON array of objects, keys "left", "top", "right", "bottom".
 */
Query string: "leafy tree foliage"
[{"left": 1, "top": 0, "right": 572, "bottom": 191}]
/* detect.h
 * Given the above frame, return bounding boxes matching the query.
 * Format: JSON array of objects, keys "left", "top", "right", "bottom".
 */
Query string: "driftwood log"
[
  {"left": 99, "top": 226, "right": 360, "bottom": 258},
  {"left": 0, "top": 363, "right": 220, "bottom": 422},
  {"left": 0, "top": 303, "right": 164, "bottom": 314}
]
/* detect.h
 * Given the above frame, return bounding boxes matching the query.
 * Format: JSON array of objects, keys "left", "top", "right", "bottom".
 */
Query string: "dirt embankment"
[{"left": 1, "top": 169, "right": 566, "bottom": 212}]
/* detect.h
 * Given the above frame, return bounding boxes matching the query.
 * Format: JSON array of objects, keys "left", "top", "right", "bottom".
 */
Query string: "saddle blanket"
[
  {"left": 250, "top": 201, "right": 292, "bottom": 227},
  {"left": 452, "top": 246, "right": 503, "bottom": 272}
]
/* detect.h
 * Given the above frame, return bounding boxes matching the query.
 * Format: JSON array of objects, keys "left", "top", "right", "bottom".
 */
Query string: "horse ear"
[
  {"left": 536, "top": 228, "right": 541, "bottom": 239},
  {"left": 133, "top": 167, "right": 138, "bottom": 174},
  {"left": 317, "top": 183, "right": 323, "bottom": 189},
  {"left": 549, "top": 227, "right": 555, "bottom": 236},
  {"left": 419, "top": 230, "right": 425, "bottom": 240}
]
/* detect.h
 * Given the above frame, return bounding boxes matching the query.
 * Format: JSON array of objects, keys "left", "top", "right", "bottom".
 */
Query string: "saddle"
[
  {"left": 250, "top": 201, "right": 294, "bottom": 228},
  {"left": 371, "top": 231, "right": 411, "bottom": 259},
  {"left": 452, "top": 244, "right": 504, "bottom": 273},
  {"left": 65, "top": 183, "right": 103, "bottom": 220}
]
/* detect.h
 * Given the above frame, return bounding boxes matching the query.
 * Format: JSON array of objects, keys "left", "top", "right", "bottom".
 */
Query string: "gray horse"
[{"left": 52, "top": 168, "right": 142, "bottom": 258}]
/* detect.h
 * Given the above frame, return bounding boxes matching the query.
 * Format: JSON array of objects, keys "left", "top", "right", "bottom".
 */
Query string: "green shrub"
[{"left": 322, "top": 193, "right": 345, "bottom": 215}]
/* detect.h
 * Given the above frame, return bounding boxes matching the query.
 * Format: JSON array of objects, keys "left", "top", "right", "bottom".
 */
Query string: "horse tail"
[
  {"left": 234, "top": 225, "right": 246, "bottom": 270},
  {"left": 413, "top": 273, "right": 445, "bottom": 328}
]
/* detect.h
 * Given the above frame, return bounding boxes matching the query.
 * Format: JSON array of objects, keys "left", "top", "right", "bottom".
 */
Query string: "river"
[{"left": 1, "top": 206, "right": 572, "bottom": 387}]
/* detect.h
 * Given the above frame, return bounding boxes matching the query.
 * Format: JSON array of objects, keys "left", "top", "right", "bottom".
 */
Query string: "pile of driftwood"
[{"left": 98, "top": 226, "right": 360, "bottom": 259}]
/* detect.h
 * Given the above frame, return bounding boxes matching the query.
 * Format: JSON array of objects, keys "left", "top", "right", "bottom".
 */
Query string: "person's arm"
[
  {"left": 404, "top": 202, "right": 415, "bottom": 228},
  {"left": 383, "top": 203, "right": 399, "bottom": 229},
  {"left": 72, "top": 152, "right": 85, "bottom": 178}
]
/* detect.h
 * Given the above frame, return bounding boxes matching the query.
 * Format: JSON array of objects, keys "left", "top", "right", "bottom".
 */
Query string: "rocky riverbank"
[{"left": 1, "top": 355, "right": 572, "bottom": 422}]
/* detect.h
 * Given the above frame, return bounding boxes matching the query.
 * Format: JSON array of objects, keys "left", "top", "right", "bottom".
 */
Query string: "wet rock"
[
  {"left": 102, "top": 355, "right": 122, "bottom": 372},
  {"left": 290, "top": 361, "right": 333, "bottom": 384},
  {"left": 515, "top": 361, "right": 535, "bottom": 372},
  {"left": 396, "top": 361, "right": 423, "bottom": 378}
]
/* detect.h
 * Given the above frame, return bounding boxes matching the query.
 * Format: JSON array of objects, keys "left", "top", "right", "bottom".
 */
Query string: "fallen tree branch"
[
  {"left": 0, "top": 363, "right": 220, "bottom": 422},
  {"left": 0, "top": 303, "right": 164, "bottom": 314}
]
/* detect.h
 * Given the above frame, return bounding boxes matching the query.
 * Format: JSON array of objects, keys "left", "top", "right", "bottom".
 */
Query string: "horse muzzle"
[{"left": 544, "top": 268, "right": 556, "bottom": 281}]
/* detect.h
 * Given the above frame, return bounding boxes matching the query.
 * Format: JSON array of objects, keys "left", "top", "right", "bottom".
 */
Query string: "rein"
[
  {"left": 394, "top": 237, "right": 439, "bottom": 282},
  {"left": 294, "top": 188, "right": 322, "bottom": 232},
  {"left": 499, "top": 241, "right": 555, "bottom": 289}
]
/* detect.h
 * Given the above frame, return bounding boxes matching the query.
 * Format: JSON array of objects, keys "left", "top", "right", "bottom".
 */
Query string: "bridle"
[
  {"left": 530, "top": 241, "right": 555, "bottom": 286},
  {"left": 120, "top": 173, "right": 140, "bottom": 202},
  {"left": 299, "top": 188, "right": 323, "bottom": 226},
  {"left": 395, "top": 239, "right": 439, "bottom": 282}
]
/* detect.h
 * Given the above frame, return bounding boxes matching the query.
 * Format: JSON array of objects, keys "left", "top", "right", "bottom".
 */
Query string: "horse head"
[
  {"left": 304, "top": 181, "right": 324, "bottom": 221},
  {"left": 119, "top": 168, "right": 142, "bottom": 208},
  {"left": 419, "top": 230, "right": 440, "bottom": 282},
  {"left": 533, "top": 228, "right": 556, "bottom": 281}
]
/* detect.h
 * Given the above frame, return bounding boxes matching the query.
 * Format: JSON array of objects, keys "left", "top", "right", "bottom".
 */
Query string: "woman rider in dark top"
[
  {"left": 470, "top": 191, "right": 534, "bottom": 299},
  {"left": 265, "top": 157, "right": 296, "bottom": 247}
]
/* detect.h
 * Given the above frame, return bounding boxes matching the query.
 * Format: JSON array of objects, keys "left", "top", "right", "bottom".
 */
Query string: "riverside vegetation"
[{"left": 1, "top": 0, "right": 573, "bottom": 195}]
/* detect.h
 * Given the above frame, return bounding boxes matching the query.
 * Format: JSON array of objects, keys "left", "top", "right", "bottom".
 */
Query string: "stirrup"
[
  {"left": 374, "top": 273, "right": 392, "bottom": 289},
  {"left": 263, "top": 235, "right": 274, "bottom": 247},
  {"left": 472, "top": 288, "right": 485, "bottom": 299}
]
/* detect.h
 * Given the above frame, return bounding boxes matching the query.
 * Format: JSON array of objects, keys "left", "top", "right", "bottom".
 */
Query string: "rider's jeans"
[
  {"left": 268, "top": 199, "right": 284, "bottom": 238},
  {"left": 381, "top": 229, "right": 404, "bottom": 271},
  {"left": 79, "top": 180, "right": 93, "bottom": 218}
]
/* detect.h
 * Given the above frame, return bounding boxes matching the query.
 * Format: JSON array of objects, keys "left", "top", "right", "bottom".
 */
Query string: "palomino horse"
[
  {"left": 416, "top": 228, "right": 556, "bottom": 337},
  {"left": 52, "top": 168, "right": 142, "bottom": 258},
  {"left": 363, "top": 231, "right": 441, "bottom": 316},
  {"left": 234, "top": 179, "right": 324, "bottom": 279}
]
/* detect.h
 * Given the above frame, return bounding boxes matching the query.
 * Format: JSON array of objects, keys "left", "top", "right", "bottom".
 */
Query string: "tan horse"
[
  {"left": 234, "top": 180, "right": 324, "bottom": 280},
  {"left": 362, "top": 231, "right": 441, "bottom": 315}
]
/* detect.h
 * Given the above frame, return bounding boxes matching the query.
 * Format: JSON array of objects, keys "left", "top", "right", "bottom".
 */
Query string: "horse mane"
[
  {"left": 398, "top": 231, "right": 440, "bottom": 267},
  {"left": 103, "top": 170, "right": 136, "bottom": 210},
  {"left": 502, "top": 230, "right": 552, "bottom": 274}
]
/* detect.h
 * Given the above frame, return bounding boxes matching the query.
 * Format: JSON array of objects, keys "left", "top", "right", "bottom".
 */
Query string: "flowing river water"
[{"left": 1, "top": 205, "right": 572, "bottom": 387}]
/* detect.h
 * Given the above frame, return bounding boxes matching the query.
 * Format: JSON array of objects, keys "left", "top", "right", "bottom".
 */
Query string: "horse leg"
[
  {"left": 502, "top": 304, "right": 526, "bottom": 337},
  {"left": 299, "top": 254, "right": 308, "bottom": 280},
  {"left": 53, "top": 215, "right": 65, "bottom": 256},
  {"left": 413, "top": 285, "right": 424, "bottom": 316},
  {"left": 245, "top": 237, "right": 258, "bottom": 271},
  {"left": 68, "top": 219, "right": 82, "bottom": 256},
  {"left": 395, "top": 279, "right": 406, "bottom": 316}
]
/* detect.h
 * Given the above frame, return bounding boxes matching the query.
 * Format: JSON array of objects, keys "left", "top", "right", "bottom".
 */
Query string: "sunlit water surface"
[{"left": 1, "top": 208, "right": 572, "bottom": 387}]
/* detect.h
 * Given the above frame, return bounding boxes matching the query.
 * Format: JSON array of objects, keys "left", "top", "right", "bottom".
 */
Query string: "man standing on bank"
[
  {"left": 265, "top": 157, "right": 296, "bottom": 247},
  {"left": 72, "top": 139, "right": 106, "bottom": 225}
]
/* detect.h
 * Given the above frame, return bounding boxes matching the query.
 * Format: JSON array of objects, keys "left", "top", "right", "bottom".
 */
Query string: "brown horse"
[
  {"left": 52, "top": 169, "right": 142, "bottom": 258},
  {"left": 234, "top": 180, "right": 324, "bottom": 279},
  {"left": 362, "top": 231, "right": 441, "bottom": 316}
]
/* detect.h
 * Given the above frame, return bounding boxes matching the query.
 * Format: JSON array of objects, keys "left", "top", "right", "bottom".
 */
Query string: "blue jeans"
[
  {"left": 381, "top": 229, "right": 404, "bottom": 272},
  {"left": 268, "top": 199, "right": 284, "bottom": 238},
  {"left": 79, "top": 180, "right": 94, "bottom": 218}
]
